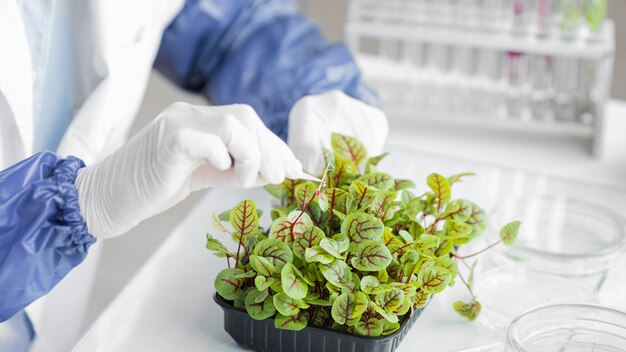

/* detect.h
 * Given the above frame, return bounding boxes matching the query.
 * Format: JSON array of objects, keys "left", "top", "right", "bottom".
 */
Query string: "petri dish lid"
[{"left": 473, "top": 266, "right": 598, "bottom": 334}]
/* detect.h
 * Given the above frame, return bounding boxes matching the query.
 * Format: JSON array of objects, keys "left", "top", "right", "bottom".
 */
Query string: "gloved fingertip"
[
  {"left": 285, "top": 160, "right": 304, "bottom": 180},
  {"left": 212, "top": 154, "right": 232, "bottom": 171}
]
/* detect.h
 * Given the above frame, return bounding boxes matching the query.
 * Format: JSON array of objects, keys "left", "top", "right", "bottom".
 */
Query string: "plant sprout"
[{"left": 206, "top": 133, "right": 520, "bottom": 336}]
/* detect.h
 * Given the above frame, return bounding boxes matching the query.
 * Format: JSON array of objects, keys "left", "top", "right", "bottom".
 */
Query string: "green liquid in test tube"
[
  {"left": 558, "top": 0, "right": 581, "bottom": 40},
  {"left": 583, "top": 0, "right": 606, "bottom": 35}
]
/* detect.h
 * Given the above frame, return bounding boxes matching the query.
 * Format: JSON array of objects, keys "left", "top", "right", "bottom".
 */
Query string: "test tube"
[
  {"left": 557, "top": 0, "right": 581, "bottom": 41},
  {"left": 581, "top": 0, "right": 607, "bottom": 42},
  {"left": 426, "top": 44, "right": 450, "bottom": 113},
  {"left": 449, "top": 46, "right": 474, "bottom": 114},
  {"left": 577, "top": 59, "right": 597, "bottom": 124},
  {"left": 512, "top": 0, "right": 528, "bottom": 36},
  {"left": 505, "top": 52, "right": 530, "bottom": 120},
  {"left": 475, "top": 49, "right": 502, "bottom": 119},
  {"left": 530, "top": 55, "right": 556, "bottom": 121},
  {"left": 553, "top": 56, "right": 580, "bottom": 121},
  {"left": 536, "top": 0, "right": 555, "bottom": 38}
]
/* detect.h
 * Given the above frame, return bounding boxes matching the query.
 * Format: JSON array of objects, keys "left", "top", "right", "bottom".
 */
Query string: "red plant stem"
[
  {"left": 235, "top": 237, "right": 245, "bottom": 268},
  {"left": 290, "top": 165, "right": 330, "bottom": 240},
  {"left": 226, "top": 254, "right": 232, "bottom": 268},
  {"left": 456, "top": 269, "right": 476, "bottom": 299},
  {"left": 454, "top": 240, "right": 502, "bottom": 260}
]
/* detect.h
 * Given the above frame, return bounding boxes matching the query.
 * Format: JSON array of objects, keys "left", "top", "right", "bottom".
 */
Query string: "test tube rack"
[{"left": 345, "top": 0, "right": 615, "bottom": 157}]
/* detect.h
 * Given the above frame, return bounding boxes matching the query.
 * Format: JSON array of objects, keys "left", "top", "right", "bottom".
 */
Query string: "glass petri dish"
[
  {"left": 505, "top": 303, "right": 626, "bottom": 352},
  {"left": 474, "top": 266, "right": 598, "bottom": 334},
  {"left": 489, "top": 195, "right": 626, "bottom": 290}
]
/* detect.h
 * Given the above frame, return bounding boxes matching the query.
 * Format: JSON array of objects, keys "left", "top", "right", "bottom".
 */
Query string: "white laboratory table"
[{"left": 71, "top": 143, "right": 626, "bottom": 352}]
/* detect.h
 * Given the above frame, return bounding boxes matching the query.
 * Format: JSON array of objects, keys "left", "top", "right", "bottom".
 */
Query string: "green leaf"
[
  {"left": 341, "top": 211, "right": 384, "bottom": 244},
  {"left": 205, "top": 234, "right": 229, "bottom": 257},
  {"left": 355, "top": 318, "right": 384, "bottom": 336},
  {"left": 382, "top": 321, "right": 400, "bottom": 335},
  {"left": 269, "top": 210, "right": 312, "bottom": 244},
  {"left": 320, "top": 259, "right": 353, "bottom": 288},
  {"left": 444, "top": 200, "right": 472, "bottom": 222},
  {"left": 397, "top": 230, "right": 414, "bottom": 244},
  {"left": 360, "top": 276, "right": 391, "bottom": 294},
  {"left": 304, "top": 246, "right": 334, "bottom": 264},
  {"left": 249, "top": 255, "right": 275, "bottom": 276},
  {"left": 229, "top": 200, "right": 259, "bottom": 237},
  {"left": 349, "top": 181, "right": 378, "bottom": 209},
  {"left": 322, "top": 147, "right": 336, "bottom": 170},
  {"left": 331, "top": 292, "right": 368, "bottom": 326},
  {"left": 466, "top": 202, "right": 487, "bottom": 238},
  {"left": 304, "top": 292, "right": 332, "bottom": 306},
  {"left": 319, "top": 238, "right": 344, "bottom": 259},
  {"left": 351, "top": 240, "right": 392, "bottom": 271},
  {"left": 332, "top": 234, "right": 350, "bottom": 253},
  {"left": 324, "top": 188, "right": 353, "bottom": 214},
  {"left": 273, "top": 292, "right": 305, "bottom": 316},
  {"left": 358, "top": 172, "right": 394, "bottom": 191},
  {"left": 245, "top": 289, "right": 276, "bottom": 320},
  {"left": 364, "top": 152, "right": 389, "bottom": 173},
  {"left": 382, "top": 228, "right": 405, "bottom": 254},
  {"left": 394, "top": 179, "right": 416, "bottom": 191},
  {"left": 270, "top": 207, "right": 288, "bottom": 221},
  {"left": 370, "top": 301, "right": 398, "bottom": 323},
  {"left": 232, "top": 289, "right": 247, "bottom": 309},
  {"left": 418, "top": 266, "right": 452, "bottom": 294},
  {"left": 274, "top": 313, "right": 308, "bottom": 331},
  {"left": 375, "top": 288, "right": 404, "bottom": 312},
  {"left": 435, "top": 240, "right": 454, "bottom": 258},
  {"left": 255, "top": 276, "right": 278, "bottom": 291},
  {"left": 414, "top": 234, "right": 441, "bottom": 252},
  {"left": 253, "top": 239, "right": 293, "bottom": 271},
  {"left": 281, "top": 263, "right": 308, "bottom": 299},
  {"left": 444, "top": 220, "right": 472, "bottom": 239},
  {"left": 331, "top": 133, "right": 367, "bottom": 168},
  {"left": 292, "top": 226, "right": 325, "bottom": 259},
  {"left": 413, "top": 290, "right": 431, "bottom": 309},
  {"left": 426, "top": 173, "right": 451, "bottom": 211},
  {"left": 370, "top": 191, "right": 397, "bottom": 219},
  {"left": 214, "top": 268, "right": 245, "bottom": 300},
  {"left": 264, "top": 184, "right": 284, "bottom": 199},
  {"left": 212, "top": 213, "right": 230, "bottom": 233},
  {"left": 218, "top": 210, "right": 230, "bottom": 222},
  {"left": 500, "top": 220, "right": 521, "bottom": 245},
  {"left": 295, "top": 182, "right": 317, "bottom": 206},
  {"left": 453, "top": 299, "right": 482, "bottom": 321},
  {"left": 234, "top": 270, "right": 256, "bottom": 279},
  {"left": 447, "top": 172, "right": 476, "bottom": 185},
  {"left": 317, "top": 190, "right": 329, "bottom": 211}
]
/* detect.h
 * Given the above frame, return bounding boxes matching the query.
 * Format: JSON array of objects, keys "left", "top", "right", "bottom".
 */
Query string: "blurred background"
[{"left": 85, "top": 0, "right": 626, "bottom": 328}]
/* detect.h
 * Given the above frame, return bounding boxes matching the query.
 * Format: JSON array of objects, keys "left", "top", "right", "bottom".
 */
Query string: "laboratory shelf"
[
  {"left": 344, "top": 0, "right": 616, "bottom": 158},
  {"left": 346, "top": 21, "right": 615, "bottom": 60},
  {"left": 70, "top": 144, "right": 626, "bottom": 352},
  {"left": 384, "top": 106, "right": 595, "bottom": 137}
]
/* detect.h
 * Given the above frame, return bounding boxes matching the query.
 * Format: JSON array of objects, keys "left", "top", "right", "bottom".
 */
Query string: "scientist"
[{"left": 0, "top": 0, "right": 388, "bottom": 351}]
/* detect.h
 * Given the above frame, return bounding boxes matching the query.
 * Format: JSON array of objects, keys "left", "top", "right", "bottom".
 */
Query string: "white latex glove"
[
  {"left": 75, "top": 102, "right": 302, "bottom": 239},
  {"left": 288, "top": 90, "right": 389, "bottom": 172}
]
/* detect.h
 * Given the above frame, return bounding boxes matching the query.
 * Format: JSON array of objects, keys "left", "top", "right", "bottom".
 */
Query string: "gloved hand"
[
  {"left": 287, "top": 90, "right": 389, "bottom": 172},
  {"left": 75, "top": 103, "right": 302, "bottom": 239}
]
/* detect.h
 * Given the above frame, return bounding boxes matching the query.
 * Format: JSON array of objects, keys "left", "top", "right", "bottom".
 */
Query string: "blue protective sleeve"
[
  {"left": 0, "top": 152, "right": 95, "bottom": 322},
  {"left": 154, "top": 0, "right": 378, "bottom": 140}
]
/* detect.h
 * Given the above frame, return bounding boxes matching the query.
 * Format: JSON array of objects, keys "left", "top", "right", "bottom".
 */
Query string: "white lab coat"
[{"left": 0, "top": 0, "right": 184, "bottom": 350}]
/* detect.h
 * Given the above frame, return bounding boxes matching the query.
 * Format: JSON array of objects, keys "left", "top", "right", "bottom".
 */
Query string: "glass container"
[
  {"left": 474, "top": 266, "right": 598, "bottom": 333},
  {"left": 505, "top": 304, "right": 626, "bottom": 351},
  {"left": 490, "top": 195, "right": 626, "bottom": 291}
]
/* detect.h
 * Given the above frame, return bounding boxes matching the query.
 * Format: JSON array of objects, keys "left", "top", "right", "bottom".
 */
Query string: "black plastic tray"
[{"left": 214, "top": 293, "right": 424, "bottom": 352}]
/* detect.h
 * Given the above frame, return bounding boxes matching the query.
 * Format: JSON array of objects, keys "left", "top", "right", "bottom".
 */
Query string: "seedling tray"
[{"left": 214, "top": 293, "right": 424, "bottom": 352}]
